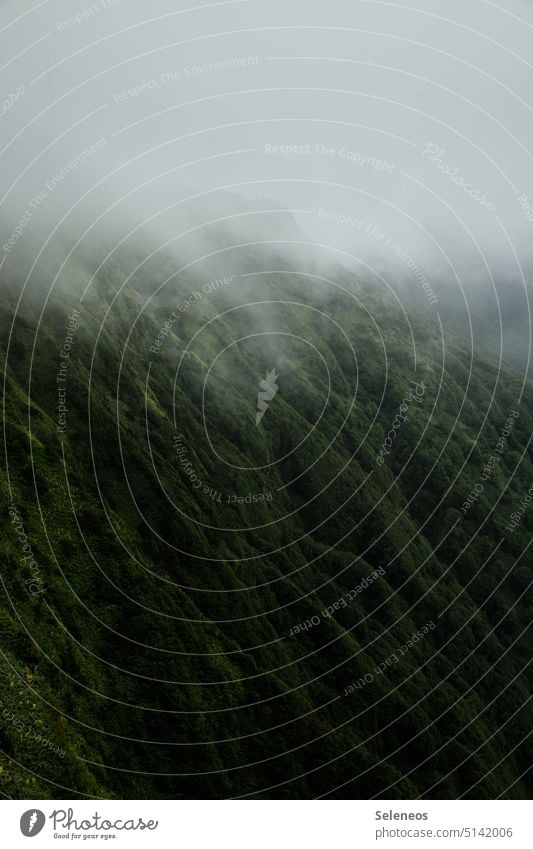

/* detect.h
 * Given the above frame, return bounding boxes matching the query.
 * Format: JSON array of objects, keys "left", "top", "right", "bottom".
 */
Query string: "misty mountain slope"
[{"left": 0, "top": 239, "right": 532, "bottom": 800}]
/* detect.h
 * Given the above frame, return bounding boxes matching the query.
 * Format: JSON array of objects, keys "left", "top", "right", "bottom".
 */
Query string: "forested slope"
[{"left": 0, "top": 236, "right": 531, "bottom": 799}]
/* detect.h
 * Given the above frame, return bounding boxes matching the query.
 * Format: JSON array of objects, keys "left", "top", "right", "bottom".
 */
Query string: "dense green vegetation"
[{"left": 0, "top": 233, "right": 531, "bottom": 799}]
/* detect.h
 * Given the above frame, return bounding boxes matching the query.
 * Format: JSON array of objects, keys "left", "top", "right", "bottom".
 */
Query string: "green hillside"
[{"left": 0, "top": 234, "right": 531, "bottom": 799}]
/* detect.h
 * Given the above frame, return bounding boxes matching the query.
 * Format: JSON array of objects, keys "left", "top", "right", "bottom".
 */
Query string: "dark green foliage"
[{"left": 0, "top": 240, "right": 531, "bottom": 799}]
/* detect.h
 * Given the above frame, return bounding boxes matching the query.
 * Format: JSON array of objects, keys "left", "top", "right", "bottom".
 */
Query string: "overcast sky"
[{"left": 2, "top": 0, "right": 533, "bottom": 304}]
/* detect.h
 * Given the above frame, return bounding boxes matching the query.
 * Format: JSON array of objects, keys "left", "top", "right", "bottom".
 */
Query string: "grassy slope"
[{"left": 0, "top": 240, "right": 531, "bottom": 799}]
